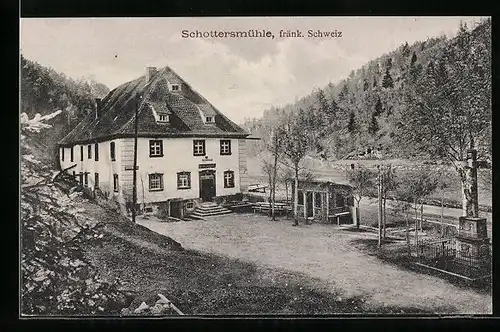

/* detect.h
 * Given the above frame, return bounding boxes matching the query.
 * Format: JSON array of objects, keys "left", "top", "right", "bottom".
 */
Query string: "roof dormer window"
[
  {"left": 205, "top": 116, "right": 214, "bottom": 123},
  {"left": 171, "top": 84, "right": 180, "bottom": 92},
  {"left": 158, "top": 114, "right": 170, "bottom": 123}
]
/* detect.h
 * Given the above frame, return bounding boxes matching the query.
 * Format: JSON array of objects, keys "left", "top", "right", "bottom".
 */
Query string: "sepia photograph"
[{"left": 20, "top": 16, "right": 492, "bottom": 317}]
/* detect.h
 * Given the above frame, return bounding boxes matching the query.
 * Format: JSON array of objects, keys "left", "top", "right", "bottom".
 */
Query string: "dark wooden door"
[{"left": 199, "top": 170, "right": 216, "bottom": 201}]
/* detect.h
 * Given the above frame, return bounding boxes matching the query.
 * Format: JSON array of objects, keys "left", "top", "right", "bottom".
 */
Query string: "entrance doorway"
[{"left": 199, "top": 170, "right": 216, "bottom": 202}]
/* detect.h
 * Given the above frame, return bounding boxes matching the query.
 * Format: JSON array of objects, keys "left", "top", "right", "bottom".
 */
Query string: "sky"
[{"left": 20, "top": 16, "right": 487, "bottom": 124}]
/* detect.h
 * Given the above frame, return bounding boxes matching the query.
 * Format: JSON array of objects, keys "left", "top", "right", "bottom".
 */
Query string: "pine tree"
[
  {"left": 386, "top": 58, "right": 393, "bottom": 70},
  {"left": 347, "top": 111, "right": 356, "bottom": 133},
  {"left": 363, "top": 80, "right": 369, "bottom": 91},
  {"left": 374, "top": 97, "right": 383, "bottom": 116},
  {"left": 368, "top": 113, "right": 379, "bottom": 135},
  {"left": 382, "top": 68, "right": 394, "bottom": 88},
  {"left": 338, "top": 83, "right": 349, "bottom": 102},
  {"left": 402, "top": 42, "right": 410, "bottom": 57},
  {"left": 411, "top": 51, "right": 418, "bottom": 66}
]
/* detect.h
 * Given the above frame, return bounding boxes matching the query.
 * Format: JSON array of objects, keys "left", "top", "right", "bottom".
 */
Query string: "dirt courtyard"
[{"left": 137, "top": 213, "right": 491, "bottom": 314}]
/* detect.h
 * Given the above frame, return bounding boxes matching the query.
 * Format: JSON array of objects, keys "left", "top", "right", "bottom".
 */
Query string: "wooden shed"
[{"left": 291, "top": 179, "right": 354, "bottom": 224}]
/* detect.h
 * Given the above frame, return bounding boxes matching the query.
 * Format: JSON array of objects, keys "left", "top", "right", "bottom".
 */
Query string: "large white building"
[{"left": 58, "top": 66, "right": 250, "bottom": 217}]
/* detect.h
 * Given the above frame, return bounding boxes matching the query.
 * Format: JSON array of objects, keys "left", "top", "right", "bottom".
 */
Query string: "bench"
[
  {"left": 252, "top": 203, "right": 292, "bottom": 216},
  {"left": 328, "top": 211, "right": 351, "bottom": 225}
]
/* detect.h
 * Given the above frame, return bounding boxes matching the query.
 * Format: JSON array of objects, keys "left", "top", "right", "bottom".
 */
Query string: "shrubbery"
[{"left": 21, "top": 112, "right": 126, "bottom": 315}]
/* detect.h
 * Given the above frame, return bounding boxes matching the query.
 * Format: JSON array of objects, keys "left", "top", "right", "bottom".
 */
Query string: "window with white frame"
[
  {"left": 220, "top": 140, "right": 231, "bottom": 155},
  {"left": 205, "top": 116, "right": 214, "bottom": 123},
  {"left": 88, "top": 145, "right": 92, "bottom": 159},
  {"left": 177, "top": 172, "right": 191, "bottom": 189},
  {"left": 95, "top": 173, "right": 99, "bottom": 189},
  {"left": 158, "top": 114, "right": 170, "bottom": 123},
  {"left": 84, "top": 173, "right": 88, "bottom": 186},
  {"left": 171, "top": 84, "right": 180, "bottom": 91},
  {"left": 224, "top": 170, "right": 235, "bottom": 188},
  {"left": 149, "top": 140, "right": 163, "bottom": 157},
  {"left": 80, "top": 146, "right": 84, "bottom": 161},
  {"left": 149, "top": 173, "right": 164, "bottom": 191},
  {"left": 185, "top": 201, "right": 194, "bottom": 209},
  {"left": 61, "top": 148, "right": 65, "bottom": 161},
  {"left": 193, "top": 140, "right": 205, "bottom": 156},
  {"left": 70, "top": 146, "right": 74, "bottom": 162}
]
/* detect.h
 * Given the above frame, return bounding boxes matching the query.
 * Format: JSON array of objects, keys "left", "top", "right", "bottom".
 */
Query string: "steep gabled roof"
[{"left": 59, "top": 66, "right": 249, "bottom": 145}]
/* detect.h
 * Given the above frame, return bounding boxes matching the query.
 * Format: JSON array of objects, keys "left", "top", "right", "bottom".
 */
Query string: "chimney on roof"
[
  {"left": 146, "top": 66, "right": 157, "bottom": 83},
  {"left": 95, "top": 98, "right": 102, "bottom": 119}
]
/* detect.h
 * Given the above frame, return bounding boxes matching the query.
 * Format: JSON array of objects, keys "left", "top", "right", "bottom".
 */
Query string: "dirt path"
[{"left": 138, "top": 214, "right": 491, "bottom": 314}]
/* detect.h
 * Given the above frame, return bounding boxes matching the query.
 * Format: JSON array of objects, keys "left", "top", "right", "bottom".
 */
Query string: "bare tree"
[
  {"left": 393, "top": 168, "right": 438, "bottom": 248},
  {"left": 278, "top": 166, "right": 294, "bottom": 204},
  {"left": 381, "top": 165, "right": 397, "bottom": 238},
  {"left": 281, "top": 109, "right": 316, "bottom": 226},
  {"left": 345, "top": 164, "right": 377, "bottom": 229}
]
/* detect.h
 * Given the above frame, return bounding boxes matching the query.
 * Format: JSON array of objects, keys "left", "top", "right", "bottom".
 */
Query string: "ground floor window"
[
  {"left": 113, "top": 174, "right": 119, "bottom": 192},
  {"left": 79, "top": 172, "right": 83, "bottom": 185},
  {"left": 185, "top": 201, "right": 194, "bottom": 209},
  {"left": 94, "top": 173, "right": 99, "bottom": 189},
  {"left": 84, "top": 173, "right": 88, "bottom": 186},
  {"left": 224, "top": 170, "right": 235, "bottom": 188},
  {"left": 177, "top": 172, "right": 191, "bottom": 189},
  {"left": 149, "top": 173, "right": 164, "bottom": 191},
  {"left": 297, "top": 190, "right": 304, "bottom": 205}
]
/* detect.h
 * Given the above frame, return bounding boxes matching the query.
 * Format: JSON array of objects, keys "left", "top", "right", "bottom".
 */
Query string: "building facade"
[{"left": 58, "top": 66, "right": 250, "bottom": 215}]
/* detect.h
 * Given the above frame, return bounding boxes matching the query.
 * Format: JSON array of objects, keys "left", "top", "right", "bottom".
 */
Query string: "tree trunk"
[
  {"left": 353, "top": 201, "right": 360, "bottom": 229},
  {"left": 383, "top": 197, "right": 387, "bottom": 239},
  {"left": 271, "top": 148, "right": 278, "bottom": 221},
  {"left": 420, "top": 203, "right": 424, "bottom": 233},
  {"left": 414, "top": 205, "right": 418, "bottom": 250},
  {"left": 405, "top": 211, "right": 410, "bottom": 256},
  {"left": 285, "top": 182, "right": 289, "bottom": 204},
  {"left": 293, "top": 165, "right": 299, "bottom": 226},
  {"left": 440, "top": 189, "right": 445, "bottom": 237},
  {"left": 377, "top": 167, "right": 382, "bottom": 247}
]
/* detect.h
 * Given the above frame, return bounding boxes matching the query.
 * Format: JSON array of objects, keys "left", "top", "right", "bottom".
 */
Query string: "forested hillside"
[
  {"left": 242, "top": 19, "right": 491, "bottom": 163},
  {"left": 21, "top": 55, "right": 110, "bottom": 165}
]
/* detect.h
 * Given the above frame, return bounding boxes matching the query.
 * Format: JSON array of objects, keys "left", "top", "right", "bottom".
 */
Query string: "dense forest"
[
  {"left": 21, "top": 55, "right": 110, "bottom": 164},
  {"left": 242, "top": 19, "right": 492, "bottom": 164}
]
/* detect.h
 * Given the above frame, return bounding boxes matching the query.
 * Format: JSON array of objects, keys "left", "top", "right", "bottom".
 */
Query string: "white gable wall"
[{"left": 59, "top": 140, "right": 124, "bottom": 202}]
